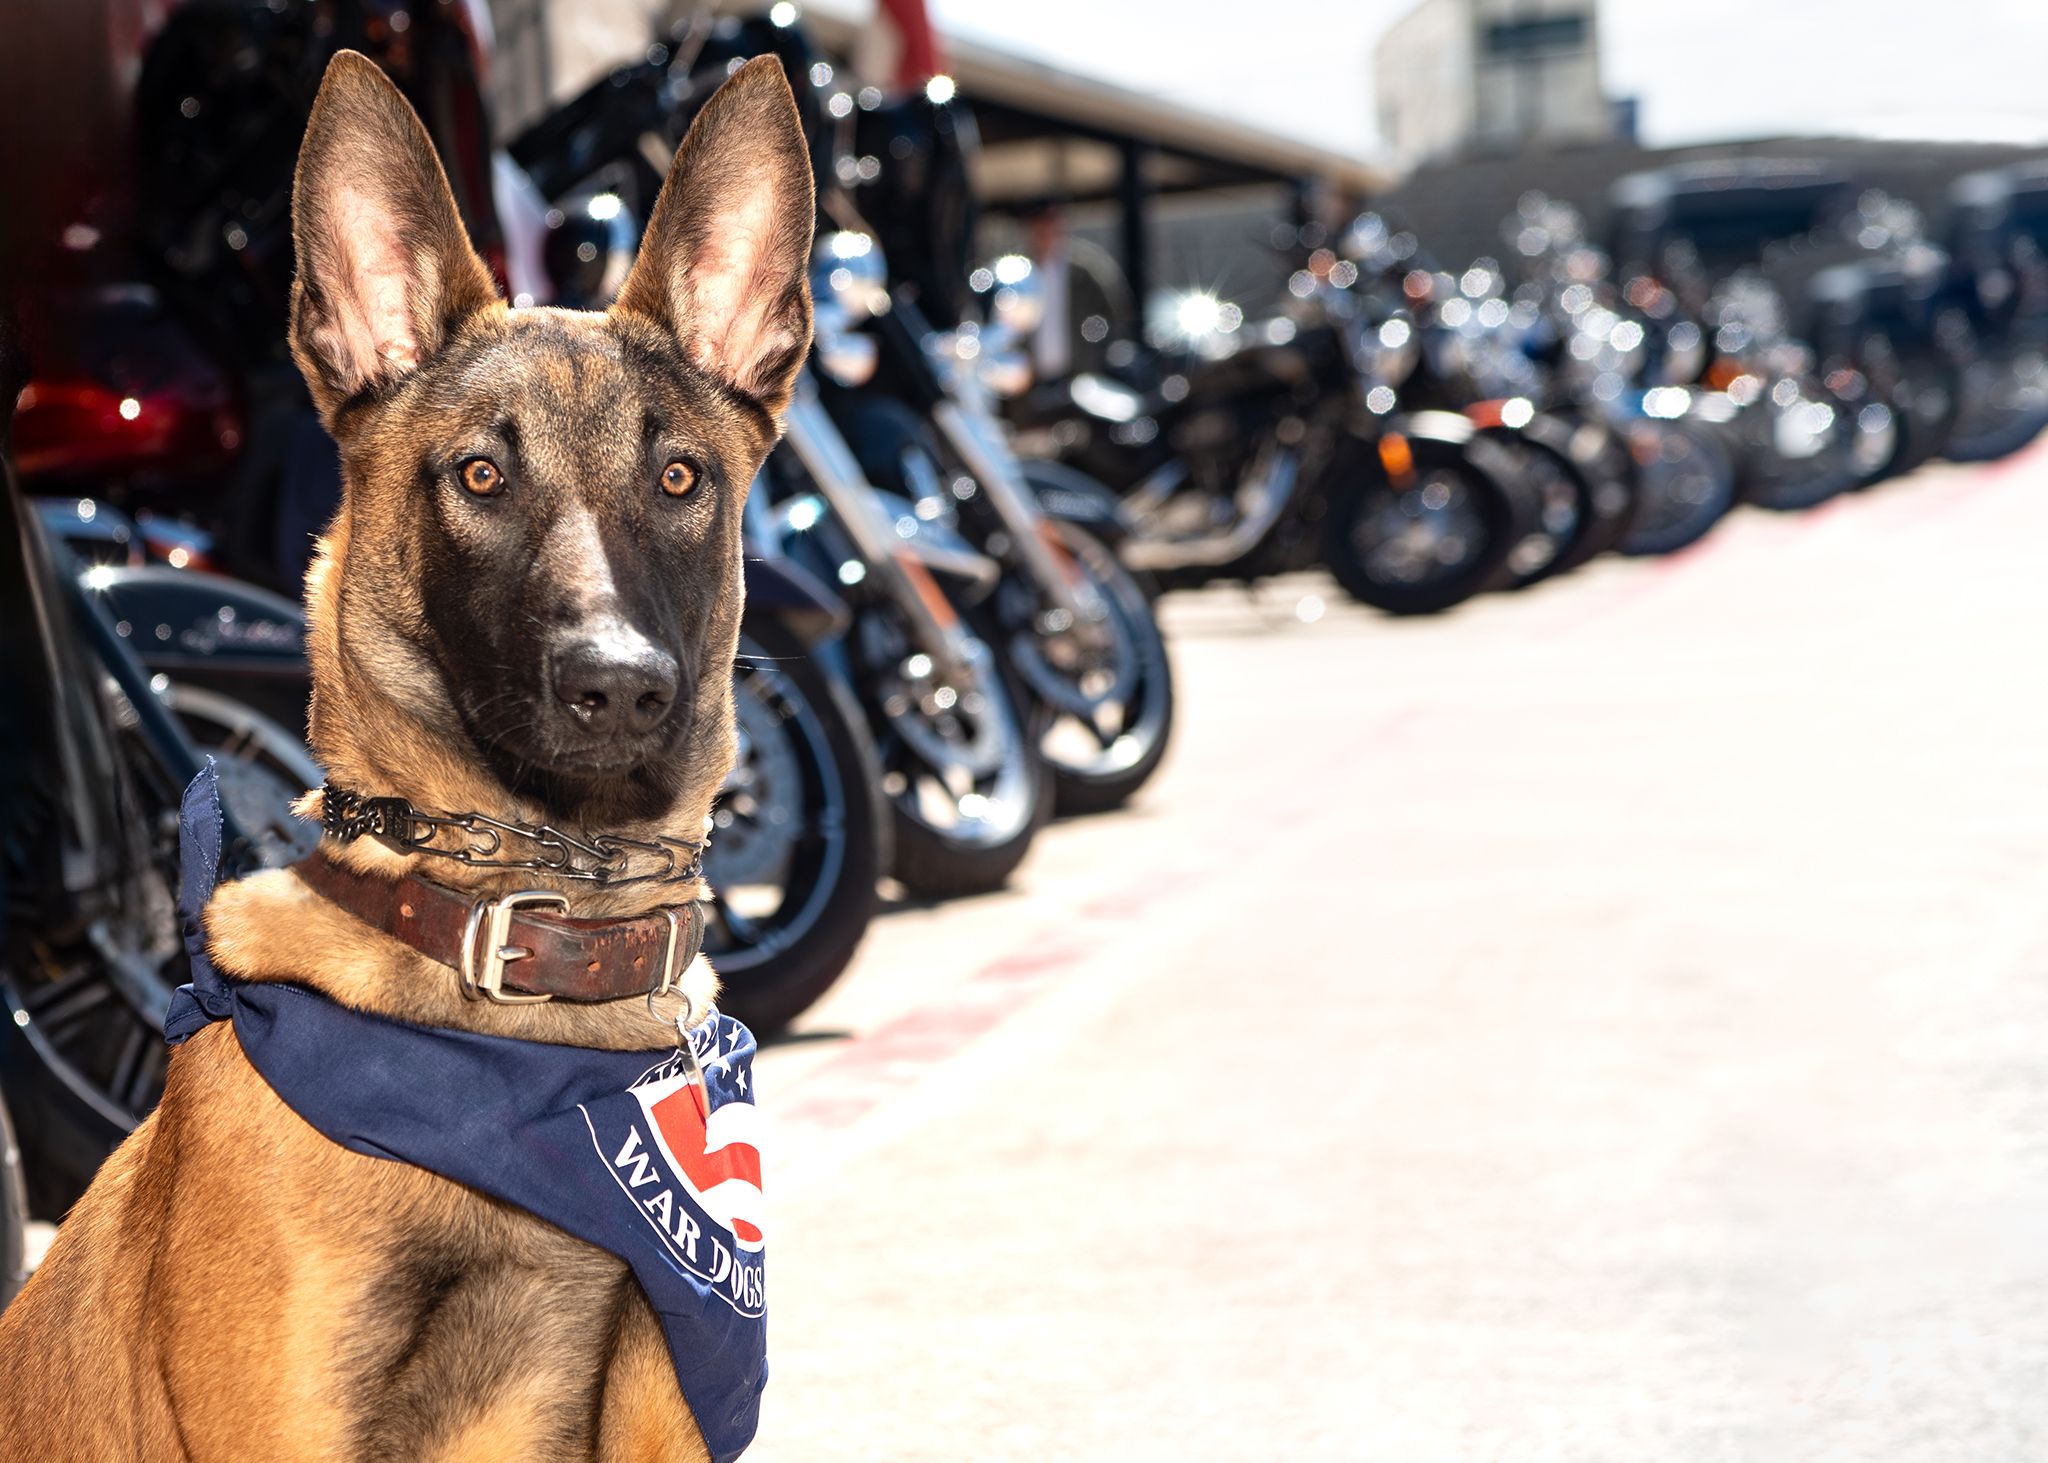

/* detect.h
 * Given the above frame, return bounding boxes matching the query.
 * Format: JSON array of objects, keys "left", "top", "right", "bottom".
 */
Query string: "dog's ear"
[
  {"left": 288, "top": 50, "right": 499, "bottom": 421},
  {"left": 614, "top": 56, "right": 815, "bottom": 416}
]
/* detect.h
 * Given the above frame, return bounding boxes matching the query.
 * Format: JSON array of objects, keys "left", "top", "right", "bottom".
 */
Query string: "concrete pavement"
[{"left": 749, "top": 442, "right": 2048, "bottom": 1462}]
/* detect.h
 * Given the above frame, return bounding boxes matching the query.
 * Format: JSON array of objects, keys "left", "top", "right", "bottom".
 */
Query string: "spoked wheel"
[
  {"left": 1617, "top": 417, "right": 1739, "bottom": 556},
  {"left": 997, "top": 508, "right": 1175, "bottom": 814},
  {"left": 703, "top": 622, "right": 887, "bottom": 1036},
  {"left": 1, "top": 681, "right": 315, "bottom": 1214},
  {"left": 1321, "top": 433, "right": 1522, "bottom": 615},
  {"left": 163, "top": 680, "right": 322, "bottom": 866},
  {"left": 855, "top": 604, "right": 1049, "bottom": 898}
]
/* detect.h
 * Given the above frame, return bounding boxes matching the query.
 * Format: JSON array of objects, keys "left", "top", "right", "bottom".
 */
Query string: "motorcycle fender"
[
  {"left": 1389, "top": 409, "right": 1479, "bottom": 447},
  {"left": 80, "top": 565, "right": 307, "bottom": 674},
  {"left": 1019, "top": 459, "right": 1136, "bottom": 547},
  {"left": 742, "top": 554, "right": 852, "bottom": 647}
]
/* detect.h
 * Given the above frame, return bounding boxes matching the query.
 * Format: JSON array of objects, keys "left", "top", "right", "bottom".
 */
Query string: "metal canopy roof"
[{"left": 791, "top": 9, "right": 1389, "bottom": 208}]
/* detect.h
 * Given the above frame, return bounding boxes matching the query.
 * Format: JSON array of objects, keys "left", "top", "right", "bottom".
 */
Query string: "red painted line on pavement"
[
  {"left": 975, "top": 944, "right": 1091, "bottom": 982},
  {"left": 770, "top": 735, "right": 1374, "bottom": 1143}
]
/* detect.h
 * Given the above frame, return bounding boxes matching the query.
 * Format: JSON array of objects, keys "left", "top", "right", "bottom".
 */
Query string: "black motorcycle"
[
  {"left": 1505, "top": 196, "right": 1739, "bottom": 557},
  {"left": 1945, "top": 161, "right": 2048, "bottom": 461},
  {"left": 1, "top": 316, "right": 294, "bottom": 1215},
  {"left": 826, "top": 86, "right": 1175, "bottom": 814},
  {"left": 1015, "top": 231, "right": 1530, "bottom": 616}
]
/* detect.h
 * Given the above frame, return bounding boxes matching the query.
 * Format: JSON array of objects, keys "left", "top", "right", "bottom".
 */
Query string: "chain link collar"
[{"left": 319, "top": 784, "right": 706, "bottom": 888}]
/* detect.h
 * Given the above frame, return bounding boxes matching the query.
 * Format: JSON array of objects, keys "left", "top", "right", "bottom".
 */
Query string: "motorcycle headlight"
[
  {"left": 812, "top": 299, "right": 879, "bottom": 387},
  {"left": 811, "top": 231, "right": 889, "bottom": 323}
]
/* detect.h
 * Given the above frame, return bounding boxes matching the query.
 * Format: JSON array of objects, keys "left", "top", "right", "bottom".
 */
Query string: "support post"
[{"left": 1119, "top": 140, "right": 1152, "bottom": 310}]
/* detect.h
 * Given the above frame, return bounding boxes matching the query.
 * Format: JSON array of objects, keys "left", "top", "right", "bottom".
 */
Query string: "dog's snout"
[{"left": 550, "top": 631, "right": 680, "bottom": 737}]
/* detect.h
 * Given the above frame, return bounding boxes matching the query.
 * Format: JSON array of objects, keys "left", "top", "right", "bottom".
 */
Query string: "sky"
[{"left": 833, "top": 0, "right": 2048, "bottom": 162}]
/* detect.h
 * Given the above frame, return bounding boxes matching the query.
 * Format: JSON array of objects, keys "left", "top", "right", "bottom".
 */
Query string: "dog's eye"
[
  {"left": 459, "top": 457, "right": 505, "bottom": 497},
  {"left": 660, "top": 459, "right": 699, "bottom": 498}
]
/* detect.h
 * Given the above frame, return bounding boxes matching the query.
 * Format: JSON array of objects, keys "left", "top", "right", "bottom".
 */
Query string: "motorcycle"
[
  {"left": 711, "top": 524, "right": 892, "bottom": 1034},
  {"left": 1013, "top": 225, "right": 1529, "bottom": 616},
  {"left": 1351, "top": 232, "right": 1630, "bottom": 587},
  {"left": 1505, "top": 196, "right": 1740, "bottom": 557},
  {"left": 1609, "top": 162, "right": 1899, "bottom": 509},
  {"left": 827, "top": 85, "right": 1176, "bottom": 814},
  {"left": 1944, "top": 161, "right": 2048, "bottom": 461},
  {"left": 1, "top": 315, "right": 294, "bottom": 1215}
]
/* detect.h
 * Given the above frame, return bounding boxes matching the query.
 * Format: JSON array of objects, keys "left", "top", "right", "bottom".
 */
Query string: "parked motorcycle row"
[
  {"left": 7, "top": 1, "right": 2048, "bottom": 1267},
  {"left": 1015, "top": 158, "right": 2048, "bottom": 616}
]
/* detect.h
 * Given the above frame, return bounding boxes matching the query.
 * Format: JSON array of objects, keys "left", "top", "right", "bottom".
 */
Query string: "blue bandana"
[{"left": 165, "top": 764, "right": 766, "bottom": 1461}]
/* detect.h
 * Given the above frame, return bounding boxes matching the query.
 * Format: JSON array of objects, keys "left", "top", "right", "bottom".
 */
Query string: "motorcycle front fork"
[
  {"left": 927, "top": 382, "right": 1112, "bottom": 643},
  {"left": 778, "top": 377, "right": 990, "bottom": 692}
]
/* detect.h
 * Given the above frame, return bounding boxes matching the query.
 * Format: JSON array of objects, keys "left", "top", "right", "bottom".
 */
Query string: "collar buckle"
[{"left": 460, "top": 890, "right": 568, "bottom": 1004}]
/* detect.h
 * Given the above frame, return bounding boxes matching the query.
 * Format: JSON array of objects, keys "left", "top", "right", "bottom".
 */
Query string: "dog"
[{"left": 0, "top": 49, "right": 812, "bottom": 1461}]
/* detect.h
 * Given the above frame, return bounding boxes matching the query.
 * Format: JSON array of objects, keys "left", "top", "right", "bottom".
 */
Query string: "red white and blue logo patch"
[{"left": 584, "top": 1012, "right": 765, "bottom": 1317}]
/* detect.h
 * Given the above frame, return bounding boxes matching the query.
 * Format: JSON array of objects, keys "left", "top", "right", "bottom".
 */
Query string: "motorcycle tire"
[
  {"left": 845, "top": 417, "right": 1175, "bottom": 818},
  {"left": 706, "top": 620, "right": 889, "bottom": 1038},
  {"left": 1617, "top": 418, "right": 1740, "bottom": 556},
  {"left": 0, "top": 1087, "right": 26, "bottom": 1309},
  {"left": 1320, "top": 432, "right": 1526, "bottom": 615}
]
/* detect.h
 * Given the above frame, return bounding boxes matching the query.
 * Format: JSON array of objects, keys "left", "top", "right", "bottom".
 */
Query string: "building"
[{"left": 1376, "top": 0, "right": 1616, "bottom": 173}]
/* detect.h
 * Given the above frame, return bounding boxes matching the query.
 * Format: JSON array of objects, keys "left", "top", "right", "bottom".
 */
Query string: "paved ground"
[{"left": 748, "top": 441, "right": 2048, "bottom": 1462}]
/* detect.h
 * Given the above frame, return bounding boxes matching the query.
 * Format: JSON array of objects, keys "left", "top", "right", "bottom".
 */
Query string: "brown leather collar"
[{"left": 292, "top": 848, "right": 706, "bottom": 1005}]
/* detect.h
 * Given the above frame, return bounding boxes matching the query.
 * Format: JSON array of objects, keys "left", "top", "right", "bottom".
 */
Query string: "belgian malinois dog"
[{"left": 0, "top": 48, "right": 812, "bottom": 1460}]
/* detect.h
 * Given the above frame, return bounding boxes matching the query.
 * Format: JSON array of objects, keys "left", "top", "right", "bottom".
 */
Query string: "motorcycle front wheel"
[
  {"left": 1616, "top": 417, "right": 1739, "bottom": 556},
  {"left": 855, "top": 605, "right": 1050, "bottom": 898},
  {"left": 1533, "top": 412, "right": 1641, "bottom": 574},
  {"left": 1320, "top": 433, "right": 1524, "bottom": 615},
  {"left": 163, "top": 680, "right": 323, "bottom": 865},
  {"left": 704, "top": 621, "right": 888, "bottom": 1037}
]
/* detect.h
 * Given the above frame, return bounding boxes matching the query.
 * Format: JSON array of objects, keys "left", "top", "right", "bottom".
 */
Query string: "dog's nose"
[{"left": 550, "top": 635, "right": 680, "bottom": 736}]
